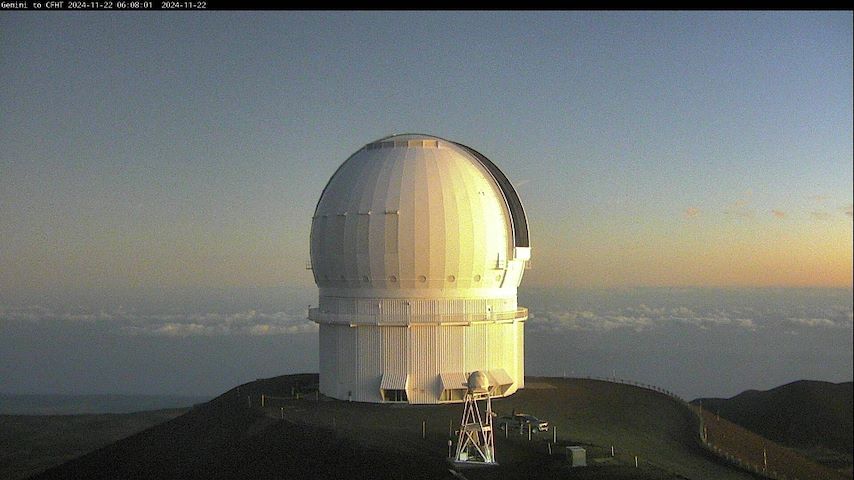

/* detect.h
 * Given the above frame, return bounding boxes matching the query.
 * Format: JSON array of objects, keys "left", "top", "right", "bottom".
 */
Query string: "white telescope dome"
[
  {"left": 308, "top": 134, "right": 531, "bottom": 404},
  {"left": 310, "top": 133, "right": 530, "bottom": 299}
]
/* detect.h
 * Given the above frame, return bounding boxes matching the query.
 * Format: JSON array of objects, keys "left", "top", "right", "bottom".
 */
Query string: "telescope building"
[{"left": 308, "top": 134, "right": 530, "bottom": 404}]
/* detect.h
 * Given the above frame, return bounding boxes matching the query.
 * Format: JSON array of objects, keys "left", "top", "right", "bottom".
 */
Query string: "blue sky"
[{"left": 1, "top": 12, "right": 851, "bottom": 298}]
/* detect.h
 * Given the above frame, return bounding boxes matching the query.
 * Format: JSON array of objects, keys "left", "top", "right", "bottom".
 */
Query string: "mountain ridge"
[
  {"left": 0, "top": 393, "right": 210, "bottom": 415},
  {"left": 693, "top": 379, "right": 853, "bottom": 473},
  {"left": 29, "top": 374, "right": 847, "bottom": 480}
]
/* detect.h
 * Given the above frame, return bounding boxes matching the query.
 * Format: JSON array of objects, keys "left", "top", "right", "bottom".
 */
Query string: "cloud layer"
[
  {"left": 0, "top": 305, "right": 317, "bottom": 336},
  {"left": 527, "top": 302, "right": 852, "bottom": 334},
  {"left": 2, "top": 289, "right": 851, "bottom": 337}
]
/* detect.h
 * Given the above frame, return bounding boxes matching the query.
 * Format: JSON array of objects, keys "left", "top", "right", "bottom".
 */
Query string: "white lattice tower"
[{"left": 454, "top": 371, "right": 496, "bottom": 465}]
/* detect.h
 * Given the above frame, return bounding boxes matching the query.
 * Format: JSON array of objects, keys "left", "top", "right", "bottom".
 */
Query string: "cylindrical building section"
[{"left": 309, "top": 134, "right": 530, "bottom": 404}]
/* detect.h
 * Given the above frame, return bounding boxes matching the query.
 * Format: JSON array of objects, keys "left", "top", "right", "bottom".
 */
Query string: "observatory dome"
[
  {"left": 310, "top": 134, "right": 530, "bottom": 298},
  {"left": 308, "top": 134, "right": 530, "bottom": 404}
]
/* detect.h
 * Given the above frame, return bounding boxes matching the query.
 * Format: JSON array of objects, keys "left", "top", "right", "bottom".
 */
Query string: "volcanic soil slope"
[
  {"left": 695, "top": 380, "right": 853, "bottom": 474},
  {"left": 32, "top": 375, "right": 840, "bottom": 480}
]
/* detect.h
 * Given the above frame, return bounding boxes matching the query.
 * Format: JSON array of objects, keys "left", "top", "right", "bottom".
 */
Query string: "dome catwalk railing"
[{"left": 308, "top": 307, "right": 528, "bottom": 326}]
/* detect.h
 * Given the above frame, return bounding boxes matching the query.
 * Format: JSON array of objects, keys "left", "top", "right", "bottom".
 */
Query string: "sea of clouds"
[
  {"left": 2, "top": 287, "right": 849, "bottom": 337},
  {"left": 526, "top": 301, "right": 852, "bottom": 333},
  {"left": 0, "top": 304, "right": 317, "bottom": 336},
  {"left": 0, "top": 287, "right": 850, "bottom": 398}
]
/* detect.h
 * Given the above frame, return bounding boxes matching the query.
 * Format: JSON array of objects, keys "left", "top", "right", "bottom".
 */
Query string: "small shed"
[{"left": 566, "top": 446, "right": 587, "bottom": 467}]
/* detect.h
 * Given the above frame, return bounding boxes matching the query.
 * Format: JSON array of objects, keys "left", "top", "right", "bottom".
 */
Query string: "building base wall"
[{"left": 318, "top": 321, "right": 525, "bottom": 404}]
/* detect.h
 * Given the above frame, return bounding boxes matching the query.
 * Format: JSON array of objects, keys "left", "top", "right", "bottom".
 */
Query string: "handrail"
[{"left": 308, "top": 307, "right": 528, "bottom": 326}]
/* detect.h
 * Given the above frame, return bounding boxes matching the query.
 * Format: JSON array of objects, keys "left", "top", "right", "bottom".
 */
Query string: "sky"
[{"left": 0, "top": 12, "right": 852, "bottom": 398}]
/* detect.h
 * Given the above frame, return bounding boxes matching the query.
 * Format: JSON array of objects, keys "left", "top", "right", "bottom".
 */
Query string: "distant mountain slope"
[
  {"left": 0, "top": 408, "right": 187, "bottom": 480},
  {"left": 696, "top": 407, "right": 849, "bottom": 480},
  {"left": 693, "top": 380, "right": 852, "bottom": 453},
  {"left": 0, "top": 393, "right": 210, "bottom": 415}
]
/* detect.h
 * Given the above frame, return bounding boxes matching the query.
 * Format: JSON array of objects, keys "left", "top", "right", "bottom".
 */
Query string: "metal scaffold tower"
[{"left": 453, "top": 371, "right": 496, "bottom": 466}]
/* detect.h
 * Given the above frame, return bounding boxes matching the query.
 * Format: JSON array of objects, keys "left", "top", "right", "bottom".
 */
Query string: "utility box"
[{"left": 566, "top": 446, "right": 587, "bottom": 467}]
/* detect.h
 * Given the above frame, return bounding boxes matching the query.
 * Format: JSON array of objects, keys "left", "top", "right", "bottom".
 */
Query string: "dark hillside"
[
  {"left": 694, "top": 380, "right": 853, "bottom": 472},
  {"left": 31, "top": 375, "right": 841, "bottom": 480},
  {"left": 0, "top": 394, "right": 209, "bottom": 415},
  {"left": 34, "top": 375, "right": 446, "bottom": 480},
  {"left": 0, "top": 409, "right": 186, "bottom": 480}
]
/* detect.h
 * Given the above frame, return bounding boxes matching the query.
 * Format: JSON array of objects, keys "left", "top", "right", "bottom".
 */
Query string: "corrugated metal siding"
[
  {"left": 437, "top": 326, "right": 464, "bottom": 375},
  {"left": 488, "top": 322, "right": 503, "bottom": 370},
  {"left": 318, "top": 324, "right": 330, "bottom": 396},
  {"left": 318, "top": 324, "right": 338, "bottom": 397},
  {"left": 408, "top": 325, "right": 439, "bottom": 403},
  {"left": 317, "top": 296, "right": 519, "bottom": 324},
  {"left": 464, "top": 323, "right": 488, "bottom": 373},
  {"left": 318, "top": 310, "right": 527, "bottom": 403},
  {"left": 516, "top": 320, "right": 525, "bottom": 389},
  {"left": 381, "top": 298, "right": 409, "bottom": 322},
  {"left": 505, "top": 323, "right": 518, "bottom": 369},
  {"left": 381, "top": 327, "right": 407, "bottom": 392},
  {"left": 337, "top": 326, "right": 358, "bottom": 400},
  {"left": 357, "top": 326, "right": 382, "bottom": 401}
]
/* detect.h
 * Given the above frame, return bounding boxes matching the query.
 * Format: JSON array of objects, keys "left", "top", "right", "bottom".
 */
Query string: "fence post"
[{"left": 763, "top": 446, "right": 768, "bottom": 473}]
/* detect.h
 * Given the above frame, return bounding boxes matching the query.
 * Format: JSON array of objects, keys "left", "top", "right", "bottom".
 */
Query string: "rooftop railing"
[{"left": 308, "top": 307, "right": 528, "bottom": 327}]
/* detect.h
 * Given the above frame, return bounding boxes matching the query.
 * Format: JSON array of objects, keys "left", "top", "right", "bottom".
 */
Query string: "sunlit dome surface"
[{"left": 310, "top": 134, "right": 529, "bottom": 297}]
